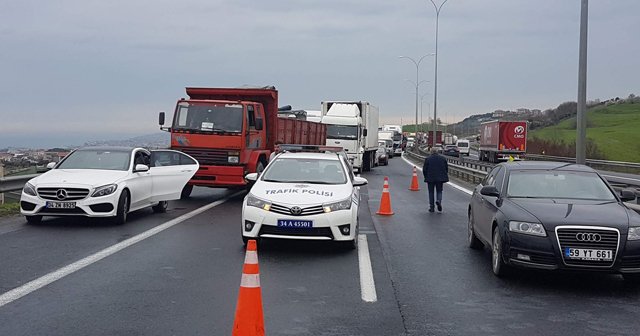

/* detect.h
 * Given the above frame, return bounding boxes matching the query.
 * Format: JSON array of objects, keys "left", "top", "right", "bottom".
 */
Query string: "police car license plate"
[
  {"left": 565, "top": 247, "right": 612, "bottom": 261},
  {"left": 277, "top": 219, "right": 313, "bottom": 229},
  {"left": 46, "top": 201, "right": 76, "bottom": 209}
]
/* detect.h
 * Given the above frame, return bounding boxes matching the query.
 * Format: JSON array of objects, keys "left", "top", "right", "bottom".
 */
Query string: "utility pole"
[
  {"left": 576, "top": 0, "right": 588, "bottom": 164},
  {"left": 0, "top": 163, "right": 4, "bottom": 205}
]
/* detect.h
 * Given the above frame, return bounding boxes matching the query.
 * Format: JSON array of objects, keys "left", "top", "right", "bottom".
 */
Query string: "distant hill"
[
  {"left": 83, "top": 132, "right": 170, "bottom": 149},
  {"left": 530, "top": 102, "right": 640, "bottom": 162}
]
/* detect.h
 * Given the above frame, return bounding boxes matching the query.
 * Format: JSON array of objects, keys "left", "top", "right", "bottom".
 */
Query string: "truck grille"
[
  {"left": 177, "top": 148, "right": 232, "bottom": 166},
  {"left": 555, "top": 226, "right": 619, "bottom": 268},
  {"left": 37, "top": 187, "right": 90, "bottom": 201},
  {"left": 270, "top": 203, "right": 325, "bottom": 216}
]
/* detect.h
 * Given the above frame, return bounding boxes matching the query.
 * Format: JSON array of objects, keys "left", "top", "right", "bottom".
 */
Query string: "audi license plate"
[
  {"left": 564, "top": 247, "right": 612, "bottom": 261},
  {"left": 46, "top": 201, "right": 76, "bottom": 209},
  {"left": 277, "top": 219, "right": 313, "bottom": 229}
]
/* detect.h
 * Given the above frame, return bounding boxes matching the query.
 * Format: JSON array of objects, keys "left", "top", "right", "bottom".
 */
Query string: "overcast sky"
[{"left": 1, "top": 0, "right": 638, "bottom": 147}]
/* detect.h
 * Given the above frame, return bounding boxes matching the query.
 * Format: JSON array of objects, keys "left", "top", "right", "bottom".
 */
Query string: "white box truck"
[
  {"left": 382, "top": 125, "right": 403, "bottom": 155},
  {"left": 321, "top": 101, "right": 379, "bottom": 172}
]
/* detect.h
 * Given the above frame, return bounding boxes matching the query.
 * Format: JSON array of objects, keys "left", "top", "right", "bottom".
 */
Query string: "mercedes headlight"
[
  {"left": 509, "top": 221, "right": 546, "bottom": 237},
  {"left": 629, "top": 227, "right": 640, "bottom": 241},
  {"left": 91, "top": 184, "right": 118, "bottom": 197},
  {"left": 246, "top": 194, "right": 271, "bottom": 211},
  {"left": 23, "top": 182, "right": 37, "bottom": 196},
  {"left": 323, "top": 198, "right": 352, "bottom": 213}
]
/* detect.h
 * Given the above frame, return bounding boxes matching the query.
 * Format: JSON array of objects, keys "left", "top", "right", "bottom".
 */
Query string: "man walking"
[{"left": 423, "top": 147, "right": 449, "bottom": 212}]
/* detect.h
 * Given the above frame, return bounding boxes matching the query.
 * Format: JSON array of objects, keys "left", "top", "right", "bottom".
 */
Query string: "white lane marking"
[
  {"left": 0, "top": 191, "right": 244, "bottom": 308},
  {"left": 601, "top": 174, "right": 640, "bottom": 183},
  {"left": 357, "top": 234, "right": 377, "bottom": 302},
  {"left": 359, "top": 230, "right": 377, "bottom": 235},
  {"left": 401, "top": 155, "right": 473, "bottom": 195}
]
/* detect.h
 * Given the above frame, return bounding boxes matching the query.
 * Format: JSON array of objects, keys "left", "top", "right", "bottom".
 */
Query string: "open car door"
[{"left": 149, "top": 150, "right": 199, "bottom": 201}]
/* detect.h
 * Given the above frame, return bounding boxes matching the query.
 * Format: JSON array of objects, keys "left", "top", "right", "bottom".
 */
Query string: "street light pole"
[
  {"left": 576, "top": 0, "right": 588, "bottom": 164},
  {"left": 429, "top": 0, "right": 449, "bottom": 148},
  {"left": 400, "top": 54, "right": 434, "bottom": 136}
]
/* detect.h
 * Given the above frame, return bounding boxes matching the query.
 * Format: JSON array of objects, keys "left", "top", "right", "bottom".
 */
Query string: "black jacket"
[{"left": 423, "top": 153, "right": 449, "bottom": 183}]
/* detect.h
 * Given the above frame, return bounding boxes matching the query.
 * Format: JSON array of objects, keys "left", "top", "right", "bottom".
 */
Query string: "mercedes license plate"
[
  {"left": 565, "top": 247, "right": 612, "bottom": 261},
  {"left": 46, "top": 201, "right": 76, "bottom": 209},
  {"left": 277, "top": 219, "right": 313, "bottom": 229}
]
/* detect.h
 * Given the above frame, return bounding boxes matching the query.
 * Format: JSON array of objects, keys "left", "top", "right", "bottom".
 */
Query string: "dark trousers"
[{"left": 427, "top": 182, "right": 444, "bottom": 208}]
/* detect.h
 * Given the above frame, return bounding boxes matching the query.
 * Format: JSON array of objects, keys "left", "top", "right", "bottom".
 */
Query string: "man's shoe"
[
  {"left": 436, "top": 201, "right": 442, "bottom": 212},
  {"left": 429, "top": 207, "right": 435, "bottom": 213}
]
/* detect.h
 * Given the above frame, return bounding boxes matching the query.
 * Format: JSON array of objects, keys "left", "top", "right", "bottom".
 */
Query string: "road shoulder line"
[{"left": 358, "top": 234, "right": 378, "bottom": 302}]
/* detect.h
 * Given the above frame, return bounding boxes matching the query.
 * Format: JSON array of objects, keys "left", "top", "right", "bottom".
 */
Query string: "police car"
[{"left": 241, "top": 146, "right": 367, "bottom": 248}]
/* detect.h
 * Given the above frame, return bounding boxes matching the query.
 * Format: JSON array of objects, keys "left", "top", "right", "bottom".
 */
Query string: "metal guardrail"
[
  {"left": 0, "top": 174, "right": 38, "bottom": 193},
  {"left": 525, "top": 154, "right": 640, "bottom": 175}
]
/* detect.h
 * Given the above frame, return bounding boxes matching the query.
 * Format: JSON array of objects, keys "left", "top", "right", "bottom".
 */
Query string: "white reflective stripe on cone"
[
  {"left": 244, "top": 251, "right": 258, "bottom": 265},
  {"left": 240, "top": 273, "right": 261, "bottom": 288}
]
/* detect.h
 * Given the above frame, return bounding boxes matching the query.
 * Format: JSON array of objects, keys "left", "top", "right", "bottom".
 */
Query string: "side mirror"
[
  {"left": 480, "top": 185, "right": 500, "bottom": 198},
  {"left": 159, "top": 112, "right": 165, "bottom": 126},
  {"left": 353, "top": 176, "right": 368, "bottom": 187},
  {"left": 245, "top": 173, "right": 258, "bottom": 182},
  {"left": 363, "top": 129, "right": 368, "bottom": 137},
  {"left": 46, "top": 162, "right": 56, "bottom": 170},
  {"left": 620, "top": 190, "right": 636, "bottom": 202},
  {"left": 255, "top": 119, "right": 264, "bottom": 130},
  {"left": 134, "top": 164, "right": 150, "bottom": 173}
]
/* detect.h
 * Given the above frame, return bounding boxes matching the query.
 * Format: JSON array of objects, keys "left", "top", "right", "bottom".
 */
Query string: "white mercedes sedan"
[
  {"left": 20, "top": 147, "right": 198, "bottom": 224},
  {"left": 241, "top": 150, "right": 367, "bottom": 249}
]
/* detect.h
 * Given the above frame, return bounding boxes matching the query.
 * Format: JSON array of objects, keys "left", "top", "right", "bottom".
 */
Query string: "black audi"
[{"left": 467, "top": 161, "right": 640, "bottom": 281}]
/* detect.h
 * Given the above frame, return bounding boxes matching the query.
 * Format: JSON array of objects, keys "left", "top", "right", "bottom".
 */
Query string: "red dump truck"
[
  {"left": 478, "top": 120, "right": 527, "bottom": 163},
  {"left": 159, "top": 86, "right": 326, "bottom": 197}
]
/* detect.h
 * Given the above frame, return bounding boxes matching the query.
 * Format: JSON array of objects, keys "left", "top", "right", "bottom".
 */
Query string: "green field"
[{"left": 530, "top": 103, "right": 640, "bottom": 162}]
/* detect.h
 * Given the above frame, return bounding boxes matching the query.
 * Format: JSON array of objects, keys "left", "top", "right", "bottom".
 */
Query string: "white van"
[{"left": 456, "top": 139, "right": 470, "bottom": 156}]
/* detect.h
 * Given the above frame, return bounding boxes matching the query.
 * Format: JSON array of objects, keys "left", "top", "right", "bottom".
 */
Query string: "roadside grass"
[
  {"left": 530, "top": 103, "right": 640, "bottom": 162},
  {"left": 0, "top": 201, "right": 20, "bottom": 217}
]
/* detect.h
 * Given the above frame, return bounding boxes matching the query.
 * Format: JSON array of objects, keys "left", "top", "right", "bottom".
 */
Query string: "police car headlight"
[
  {"left": 247, "top": 194, "right": 271, "bottom": 211},
  {"left": 23, "top": 182, "right": 37, "bottom": 196},
  {"left": 91, "top": 184, "right": 118, "bottom": 197},
  {"left": 508, "top": 221, "right": 546, "bottom": 237},
  {"left": 323, "top": 198, "right": 352, "bottom": 213},
  {"left": 629, "top": 227, "right": 640, "bottom": 241}
]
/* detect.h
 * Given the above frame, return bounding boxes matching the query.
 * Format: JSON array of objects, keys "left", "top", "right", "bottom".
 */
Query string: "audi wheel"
[{"left": 492, "top": 226, "right": 509, "bottom": 277}]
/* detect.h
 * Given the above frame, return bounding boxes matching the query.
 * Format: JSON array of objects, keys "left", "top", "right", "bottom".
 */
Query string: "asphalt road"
[{"left": 1, "top": 157, "right": 640, "bottom": 335}]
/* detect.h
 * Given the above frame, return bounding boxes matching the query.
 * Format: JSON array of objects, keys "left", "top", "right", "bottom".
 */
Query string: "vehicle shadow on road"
[
  {"left": 26, "top": 208, "right": 156, "bottom": 228},
  {"left": 254, "top": 239, "right": 354, "bottom": 257}
]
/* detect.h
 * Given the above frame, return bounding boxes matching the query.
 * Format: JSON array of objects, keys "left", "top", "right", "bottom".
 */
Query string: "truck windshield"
[
  {"left": 326, "top": 125, "right": 358, "bottom": 140},
  {"left": 173, "top": 102, "right": 244, "bottom": 133}
]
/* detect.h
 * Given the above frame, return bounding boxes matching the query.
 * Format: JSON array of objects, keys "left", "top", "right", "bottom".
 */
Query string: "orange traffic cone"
[
  {"left": 376, "top": 176, "right": 394, "bottom": 216},
  {"left": 409, "top": 166, "right": 420, "bottom": 191},
  {"left": 232, "top": 240, "right": 265, "bottom": 336}
]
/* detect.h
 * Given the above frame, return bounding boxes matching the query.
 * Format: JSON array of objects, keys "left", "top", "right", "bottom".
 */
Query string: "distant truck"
[
  {"left": 322, "top": 101, "right": 379, "bottom": 172},
  {"left": 478, "top": 120, "right": 527, "bottom": 163},
  {"left": 382, "top": 125, "right": 403, "bottom": 155},
  {"left": 378, "top": 131, "right": 395, "bottom": 158},
  {"left": 443, "top": 133, "right": 458, "bottom": 146},
  {"left": 427, "top": 130, "right": 443, "bottom": 147},
  {"left": 159, "top": 86, "right": 326, "bottom": 197}
]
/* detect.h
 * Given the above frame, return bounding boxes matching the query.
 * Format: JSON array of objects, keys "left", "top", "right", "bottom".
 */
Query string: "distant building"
[{"left": 492, "top": 110, "right": 506, "bottom": 118}]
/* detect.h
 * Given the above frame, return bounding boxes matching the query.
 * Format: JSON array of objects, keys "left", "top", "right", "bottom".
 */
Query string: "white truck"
[
  {"left": 321, "top": 101, "right": 379, "bottom": 172},
  {"left": 378, "top": 130, "right": 395, "bottom": 158},
  {"left": 382, "top": 125, "right": 404, "bottom": 155}
]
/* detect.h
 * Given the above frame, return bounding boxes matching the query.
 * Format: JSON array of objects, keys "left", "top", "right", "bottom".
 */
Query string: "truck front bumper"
[{"left": 190, "top": 165, "right": 247, "bottom": 188}]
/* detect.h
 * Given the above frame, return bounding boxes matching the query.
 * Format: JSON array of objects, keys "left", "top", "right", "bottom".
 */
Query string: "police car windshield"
[{"left": 262, "top": 158, "right": 347, "bottom": 184}]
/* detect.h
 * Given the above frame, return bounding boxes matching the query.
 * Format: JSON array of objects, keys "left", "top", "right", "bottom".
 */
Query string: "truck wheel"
[
  {"left": 152, "top": 200, "right": 168, "bottom": 213},
  {"left": 181, "top": 185, "right": 193, "bottom": 199}
]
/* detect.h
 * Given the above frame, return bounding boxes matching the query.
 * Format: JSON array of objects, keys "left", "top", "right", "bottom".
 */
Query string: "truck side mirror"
[
  {"left": 363, "top": 129, "right": 368, "bottom": 137},
  {"left": 159, "top": 112, "right": 165, "bottom": 126},
  {"left": 255, "top": 119, "right": 263, "bottom": 130}
]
